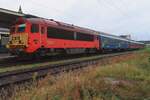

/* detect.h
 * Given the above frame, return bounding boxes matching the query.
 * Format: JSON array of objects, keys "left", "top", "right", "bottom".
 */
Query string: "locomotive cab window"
[
  {"left": 17, "top": 24, "right": 26, "bottom": 33},
  {"left": 31, "top": 24, "right": 39, "bottom": 33}
]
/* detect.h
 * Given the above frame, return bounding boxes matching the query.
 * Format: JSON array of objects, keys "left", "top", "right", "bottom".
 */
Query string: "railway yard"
[{"left": 0, "top": 5, "right": 149, "bottom": 100}]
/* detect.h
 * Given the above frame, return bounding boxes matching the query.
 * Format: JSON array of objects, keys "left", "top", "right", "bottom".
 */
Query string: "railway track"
[
  {"left": 0, "top": 51, "right": 121, "bottom": 68},
  {"left": 0, "top": 51, "right": 136, "bottom": 87},
  {"left": 0, "top": 53, "right": 101, "bottom": 68}
]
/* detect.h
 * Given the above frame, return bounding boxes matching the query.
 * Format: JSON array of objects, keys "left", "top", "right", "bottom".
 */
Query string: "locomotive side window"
[
  {"left": 31, "top": 24, "right": 39, "bottom": 33},
  {"left": 47, "top": 27, "right": 74, "bottom": 40},
  {"left": 76, "top": 32, "right": 94, "bottom": 41},
  {"left": 17, "top": 24, "right": 26, "bottom": 33},
  {"left": 47, "top": 27, "right": 94, "bottom": 41}
]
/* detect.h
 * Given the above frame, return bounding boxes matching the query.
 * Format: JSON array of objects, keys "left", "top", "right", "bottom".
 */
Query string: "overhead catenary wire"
[
  {"left": 96, "top": 0, "right": 135, "bottom": 34},
  {"left": 22, "top": 0, "right": 80, "bottom": 21},
  {"left": 102, "top": 0, "right": 145, "bottom": 34},
  {"left": 96, "top": 0, "right": 128, "bottom": 17}
]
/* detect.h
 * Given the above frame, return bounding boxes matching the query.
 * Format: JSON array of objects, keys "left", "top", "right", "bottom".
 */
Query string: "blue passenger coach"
[{"left": 99, "top": 32, "right": 137, "bottom": 51}]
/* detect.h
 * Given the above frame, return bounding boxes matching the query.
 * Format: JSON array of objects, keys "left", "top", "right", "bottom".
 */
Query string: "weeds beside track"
[{"left": 11, "top": 48, "right": 150, "bottom": 100}]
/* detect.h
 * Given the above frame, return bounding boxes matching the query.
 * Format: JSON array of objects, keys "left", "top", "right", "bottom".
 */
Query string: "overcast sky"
[{"left": 0, "top": 0, "right": 150, "bottom": 41}]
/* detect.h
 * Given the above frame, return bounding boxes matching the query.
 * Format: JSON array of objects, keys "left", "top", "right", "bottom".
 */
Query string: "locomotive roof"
[{"left": 26, "top": 18, "right": 99, "bottom": 35}]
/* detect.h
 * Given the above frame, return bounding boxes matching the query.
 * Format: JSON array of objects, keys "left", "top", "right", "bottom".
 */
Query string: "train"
[{"left": 7, "top": 17, "right": 145, "bottom": 56}]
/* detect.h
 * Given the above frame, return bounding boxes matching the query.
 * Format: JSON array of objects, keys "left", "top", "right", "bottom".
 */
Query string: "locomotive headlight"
[{"left": 6, "top": 44, "right": 10, "bottom": 48}]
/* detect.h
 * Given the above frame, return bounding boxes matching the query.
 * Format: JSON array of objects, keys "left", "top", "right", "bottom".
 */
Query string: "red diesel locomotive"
[{"left": 8, "top": 17, "right": 100, "bottom": 56}]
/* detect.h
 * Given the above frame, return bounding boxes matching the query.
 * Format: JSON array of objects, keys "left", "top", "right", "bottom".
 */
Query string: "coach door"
[{"left": 40, "top": 26, "right": 47, "bottom": 47}]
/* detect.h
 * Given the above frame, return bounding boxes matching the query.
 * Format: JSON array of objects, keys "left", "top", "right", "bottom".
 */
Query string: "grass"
[{"left": 8, "top": 48, "right": 150, "bottom": 100}]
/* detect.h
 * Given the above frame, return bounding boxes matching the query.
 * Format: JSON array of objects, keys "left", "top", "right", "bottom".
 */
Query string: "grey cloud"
[{"left": 0, "top": 0, "right": 150, "bottom": 41}]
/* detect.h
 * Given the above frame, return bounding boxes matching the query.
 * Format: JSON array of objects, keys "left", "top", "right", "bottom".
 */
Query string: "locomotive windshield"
[{"left": 17, "top": 24, "right": 26, "bottom": 33}]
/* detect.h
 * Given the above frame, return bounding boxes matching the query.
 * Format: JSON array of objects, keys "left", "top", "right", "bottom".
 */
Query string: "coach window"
[
  {"left": 41, "top": 27, "right": 45, "bottom": 34},
  {"left": 31, "top": 24, "right": 39, "bottom": 33}
]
